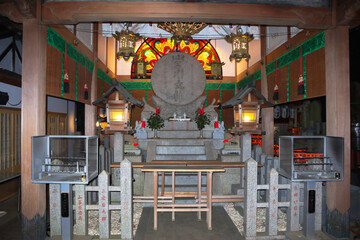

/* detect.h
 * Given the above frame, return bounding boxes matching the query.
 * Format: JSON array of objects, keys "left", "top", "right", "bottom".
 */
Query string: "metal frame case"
[
  {"left": 279, "top": 136, "right": 344, "bottom": 181},
  {"left": 31, "top": 135, "right": 98, "bottom": 184}
]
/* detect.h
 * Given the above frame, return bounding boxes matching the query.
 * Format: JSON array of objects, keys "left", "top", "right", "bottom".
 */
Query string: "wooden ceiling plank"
[{"left": 41, "top": 2, "right": 332, "bottom": 29}]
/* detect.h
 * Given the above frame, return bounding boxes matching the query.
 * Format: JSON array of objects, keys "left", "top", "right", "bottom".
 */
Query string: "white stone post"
[
  {"left": 259, "top": 154, "right": 267, "bottom": 184},
  {"left": 287, "top": 181, "right": 301, "bottom": 231},
  {"left": 98, "top": 171, "right": 110, "bottom": 239},
  {"left": 114, "top": 132, "right": 125, "bottom": 162},
  {"left": 244, "top": 158, "right": 258, "bottom": 237},
  {"left": 74, "top": 185, "right": 87, "bottom": 235},
  {"left": 240, "top": 133, "right": 252, "bottom": 188},
  {"left": 241, "top": 132, "right": 252, "bottom": 162},
  {"left": 315, "top": 182, "right": 322, "bottom": 231},
  {"left": 267, "top": 168, "right": 278, "bottom": 236},
  {"left": 49, "top": 184, "right": 61, "bottom": 237},
  {"left": 121, "top": 158, "right": 133, "bottom": 239}
]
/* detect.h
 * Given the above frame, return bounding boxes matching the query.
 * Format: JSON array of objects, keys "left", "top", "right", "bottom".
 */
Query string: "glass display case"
[
  {"left": 279, "top": 136, "right": 344, "bottom": 181},
  {"left": 31, "top": 135, "right": 98, "bottom": 184}
]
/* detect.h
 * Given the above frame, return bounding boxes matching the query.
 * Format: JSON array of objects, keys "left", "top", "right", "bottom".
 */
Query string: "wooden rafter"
[{"left": 41, "top": 2, "right": 332, "bottom": 29}]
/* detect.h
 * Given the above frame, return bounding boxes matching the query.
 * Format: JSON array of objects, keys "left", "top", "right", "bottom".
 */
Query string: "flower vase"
[{"left": 199, "top": 129, "right": 204, "bottom": 138}]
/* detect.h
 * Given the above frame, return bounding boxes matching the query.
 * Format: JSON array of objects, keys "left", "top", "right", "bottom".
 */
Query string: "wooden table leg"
[
  {"left": 207, "top": 172, "right": 213, "bottom": 230},
  {"left": 172, "top": 171, "right": 175, "bottom": 221},
  {"left": 198, "top": 172, "right": 201, "bottom": 221},
  {"left": 161, "top": 172, "right": 165, "bottom": 196},
  {"left": 154, "top": 171, "right": 158, "bottom": 230}
]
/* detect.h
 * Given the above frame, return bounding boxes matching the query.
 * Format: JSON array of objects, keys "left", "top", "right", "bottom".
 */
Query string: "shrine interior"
[{"left": 0, "top": 0, "right": 360, "bottom": 239}]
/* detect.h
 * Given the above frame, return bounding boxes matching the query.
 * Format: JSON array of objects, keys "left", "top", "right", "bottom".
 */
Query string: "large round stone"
[{"left": 151, "top": 52, "right": 206, "bottom": 105}]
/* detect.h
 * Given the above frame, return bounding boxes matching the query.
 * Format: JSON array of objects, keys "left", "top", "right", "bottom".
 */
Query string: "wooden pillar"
[
  {"left": 85, "top": 23, "right": 98, "bottom": 136},
  {"left": 21, "top": 19, "right": 47, "bottom": 239},
  {"left": 325, "top": 26, "right": 350, "bottom": 238},
  {"left": 260, "top": 26, "right": 274, "bottom": 156}
]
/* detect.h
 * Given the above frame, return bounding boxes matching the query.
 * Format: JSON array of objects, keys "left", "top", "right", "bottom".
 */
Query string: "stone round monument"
[{"left": 151, "top": 52, "right": 206, "bottom": 105}]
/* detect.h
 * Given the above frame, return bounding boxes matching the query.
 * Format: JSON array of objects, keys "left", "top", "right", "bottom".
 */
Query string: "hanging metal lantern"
[
  {"left": 157, "top": 22, "right": 207, "bottom": 46},
  {"left": 225, "top": 30, "right": 254, "bottom": 63},
  {"left": 113, "top": 28, "right": 142, "bottom": 61},
  {"left": 133, "top": 58, "right": 149, "bottom": 79},
  {"left": 207, "top": 60, "right": 225, "bottom": 80}
]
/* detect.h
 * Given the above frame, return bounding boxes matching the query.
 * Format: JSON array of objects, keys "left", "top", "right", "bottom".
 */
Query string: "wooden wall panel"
[
  {"left": 267, "top": 72, "right": 276, "bottom": 104},
  {"left": 277, "top": 66, "right": 288, "bottom": 104},
  {"left": 131, "top": 89, "right": 145, "bottom": 127},
  {"left": 46, "top": 45, "right": 62, "bottom": 98},
  {"left": 85, "top": 69, "right": 92, "bottom": 104},
  {"left": 222, "top": 90, "right": 235, "bottom": 128},
  {"left": 306, "top": 48, "right": 326, "bottom": 99},
  {"left": 77, "top": 64, "right": 85, "bottom": 103},
  {"left": 96, "top": 78, "right": 102, "bottom": 100},
  {"left": 147, "top": 89, "right": 156, "bottom": 109}
]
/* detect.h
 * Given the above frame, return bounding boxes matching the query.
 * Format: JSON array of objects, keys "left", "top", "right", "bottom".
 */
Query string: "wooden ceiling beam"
[
  {"left": 41, "top": 2, "right": 332, "bottom": 29},
  {"left": 336, "top": 0, "right": 360, "bottom": 28},
  {"left": 0, "top": 68, "right": 21, "bottom": 87}
]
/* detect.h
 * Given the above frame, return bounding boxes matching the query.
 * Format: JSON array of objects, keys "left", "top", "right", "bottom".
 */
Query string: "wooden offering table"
[{"left": 141, "top": 165, "right": 225, "bottom": 231}]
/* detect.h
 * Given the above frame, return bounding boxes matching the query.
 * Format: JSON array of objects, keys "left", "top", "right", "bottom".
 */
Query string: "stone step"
[
  {"left": 156, "top": 145, "right": 205, "bottom": 155},
  {"left": 153, "top": 139, "right": 206, "bottom": 146},
  {"left": 157, "top": 130, "right": 200, "bottom": 139},
  {"left": 155, "top": 154, "right": 207, "bottom": 161},
  {"left": 231, "top": 184, "right": 244, "bottom": 195},
  {"left": 159, "top": 174, "right": 208, "bottom": 190}
]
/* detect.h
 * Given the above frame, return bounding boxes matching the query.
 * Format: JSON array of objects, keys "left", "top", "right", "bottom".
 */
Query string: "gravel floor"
[{"left": 83, "top": 202, "right": 291, "bottom": 236}]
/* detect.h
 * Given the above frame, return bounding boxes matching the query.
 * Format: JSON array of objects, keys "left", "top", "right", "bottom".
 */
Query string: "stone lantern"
[
  {"left": 222, "top": 82, "right": 273, "bottom": 135},
  {"left": 93, "top": 78, "right": 143, "bottom": 134}
]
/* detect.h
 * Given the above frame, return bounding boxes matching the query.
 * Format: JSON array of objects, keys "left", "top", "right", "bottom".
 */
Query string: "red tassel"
[
  {"left": 84, "top": 84, "right": 88, "bottom": 100},
  {"left": 223, "top": 136, "right": 233, "bottom": 143},
  {"left": 63, "top": 41, "right": 70, "bottom": 93},
  {"left": 63, "top": 73, "right": 70, "bottom": 93},
  {"left": 273, "top": 60, "right": 279, "bottom": 100},
  {"left": 214, "top": 121, "right": 219, "bottom": 128},
  {"left": 273, "top": 84, "right": 279, "bottom": 100},
  {"left": 132, "top": 139, "right": 139, "bottom": 147},
  {"left": 298, "top": 74, "right": 304, "bottom": 95},
  {"left": 141, "top": 121, "right": 146, "bottom": 128},
  {"left": 298, "top": 45, "right": 305, "bottom": 95}
]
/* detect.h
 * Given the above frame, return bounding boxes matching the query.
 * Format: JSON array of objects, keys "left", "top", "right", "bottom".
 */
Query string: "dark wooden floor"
[
  {"left": 135, "top": 207, "right": 243, "bottom": 240},
  {"left": 0, "top": 196, "right": 24, "bottom": 240}
]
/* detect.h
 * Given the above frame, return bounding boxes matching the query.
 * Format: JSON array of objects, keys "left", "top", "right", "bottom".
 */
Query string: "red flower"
[
  {"left": 199, "top": 109, "right": 204, "bottom": 115},
  {"left": 156, "top": 108, "right": 160, "bottom": 115}
]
